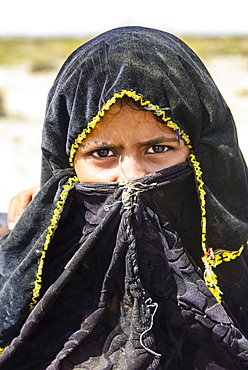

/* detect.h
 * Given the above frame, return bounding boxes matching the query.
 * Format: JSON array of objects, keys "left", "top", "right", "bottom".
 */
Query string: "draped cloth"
[
  {"left": 1, "top": 163, "right": 248, "bottom": 369},
  {"left": 1, "top": 27, "right": 248, "bottom": 369}
]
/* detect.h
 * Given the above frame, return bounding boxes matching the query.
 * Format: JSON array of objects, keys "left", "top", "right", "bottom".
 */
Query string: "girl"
[{"left": 0, "top": 27, "right": 248, "bottom": 369}]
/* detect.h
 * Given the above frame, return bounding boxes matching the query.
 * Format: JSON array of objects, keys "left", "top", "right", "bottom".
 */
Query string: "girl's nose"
[{"left": 116, "top": 156, "right": 147, "bottom": 182}]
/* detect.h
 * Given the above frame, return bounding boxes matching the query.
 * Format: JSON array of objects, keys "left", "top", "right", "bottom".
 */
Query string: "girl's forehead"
[{"left": 82, "top": 101, "right": 177, "bottom": 143}]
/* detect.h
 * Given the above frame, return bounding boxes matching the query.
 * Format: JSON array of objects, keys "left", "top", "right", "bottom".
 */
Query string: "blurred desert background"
[{"left": 0, "top": 36, "right": 248, "bottom": 212}]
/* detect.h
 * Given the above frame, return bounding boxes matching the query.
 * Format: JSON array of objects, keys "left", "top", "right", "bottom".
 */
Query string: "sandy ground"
[{"left": 0, "top": 56, "right": 248, "bottom": 212}]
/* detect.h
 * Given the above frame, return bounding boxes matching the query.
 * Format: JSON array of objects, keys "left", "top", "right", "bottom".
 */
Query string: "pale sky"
[{"left": 1, "top": 0, "right": 248, "bottom": 37}]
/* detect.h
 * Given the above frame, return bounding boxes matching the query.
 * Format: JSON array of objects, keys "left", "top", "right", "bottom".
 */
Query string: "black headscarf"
[{"left": 0, "top": 26, "right": 248, "bottom": 369}]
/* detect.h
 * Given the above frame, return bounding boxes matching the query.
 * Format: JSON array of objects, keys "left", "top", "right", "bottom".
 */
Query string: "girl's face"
[{"left": 74, "top": 102, "right": 190, "bottom": 183}]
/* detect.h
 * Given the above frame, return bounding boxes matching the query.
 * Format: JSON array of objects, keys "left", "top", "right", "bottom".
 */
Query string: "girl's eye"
[
  {"left": 91, "top": 148, "right": 114, "bottom": 158},
  {"left": 147, "top": 145, "right": 169, "bottom": 154}
]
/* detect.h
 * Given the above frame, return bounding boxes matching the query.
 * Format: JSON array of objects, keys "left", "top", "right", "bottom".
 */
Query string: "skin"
[
  {"left": 3, "top": 101, "right": 190, "bottom": 234},
  {"left": 75, "top": 102, "right": 190, "bottom": 183},
  {"left": 7, "top": 186, "right": 39, "bottom": 230}
]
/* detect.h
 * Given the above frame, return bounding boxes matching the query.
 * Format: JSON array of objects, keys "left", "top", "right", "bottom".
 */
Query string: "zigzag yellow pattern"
[
  {"left": 0, "top": 345, "right": 6, "bottom": 355},
  {"left": 67, "top": 89, "right": 246, "bottom": 304},
  {"left": 202, "top": 245, "right": 244, "bottom": 303},
  {"left": 29, "top": 175, "right": 78, "bottom": 310},
  {"left": 1, "top": 94, "right": 246, "bottom": 356},
  {"left": 188, "top": 153, "right": 207, "bottom": 254},
  {"left": 68, "top": 90, "right": 193, "bottom": 166}
]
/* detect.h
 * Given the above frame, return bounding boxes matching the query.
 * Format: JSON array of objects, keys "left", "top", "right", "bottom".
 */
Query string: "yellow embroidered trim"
[
  {"left": 202, "top": 246, "right": 244, "bottom": 303},
  {"left": 68, "top": 88, "right": 244, "bottom": 304},
  {"left": 188, "top": 154, "right": 207, "bottom": 255},
  {"left": 68, "top": 90, "right": 193, "bottom": 166},
  {"left": 29, "top": 175, "right": 78, "bottom": 310},
  {"left": 202, "top": 245, "right": 244, "bottom": 268},
  {"left": 159, "top": 110, "right": 226, "bottom": 302},
  {"left": 0, "top": 345, "right": 7, "bottom": 355}
]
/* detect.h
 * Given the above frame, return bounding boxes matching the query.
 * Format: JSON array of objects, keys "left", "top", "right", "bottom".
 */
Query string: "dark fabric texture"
[
  {"left": 1, "top": 163, "right": 248, "bottom": 369},
  {"left": 0, "top": 26, "right": 248, "bottom": 369},
  {"left": 41, "top": 26, "right": 248, "bottom": 251}
]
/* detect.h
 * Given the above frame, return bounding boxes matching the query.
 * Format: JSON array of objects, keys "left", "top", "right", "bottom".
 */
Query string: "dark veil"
[{"left": 0, "top": 27, "right": 248, "bottom": 369}]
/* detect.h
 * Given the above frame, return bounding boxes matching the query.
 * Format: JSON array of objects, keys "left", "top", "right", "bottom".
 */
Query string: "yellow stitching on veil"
[
  {"left": 68, "top": 89, "right": 246, "bottom": 304},
  {"left": 0, "top": 91, "right": 245, "bottom": 356},
  {"left": 29, "top": 176, "right": 78, "bottom": 310},
  {"left": 31, "top": 91, "right": 244, "bottom": 310},
  {"left": 68, "top": 90, "right": 192, "bottom": 166}
]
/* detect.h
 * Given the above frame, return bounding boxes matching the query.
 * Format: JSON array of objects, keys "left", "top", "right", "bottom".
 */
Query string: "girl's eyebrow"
[
  {"left": 136, "top": 136, "right": 178, "bottom": 147},
  {"left": 80, "top": 135, "right": 179, "bottom": 150},
  {"left": 80, "top": 141, "right": 119, "bottom": 149}
]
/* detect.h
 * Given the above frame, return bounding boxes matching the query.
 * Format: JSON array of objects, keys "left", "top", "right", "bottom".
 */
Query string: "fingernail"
[{"left": 8, "top": 222, "right": 15, "bottom": 230}]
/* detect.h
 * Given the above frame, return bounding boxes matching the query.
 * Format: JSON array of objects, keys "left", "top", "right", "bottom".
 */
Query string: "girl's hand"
[{"left": 7, "top": 186, "right": 40, "bottom": 230}]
